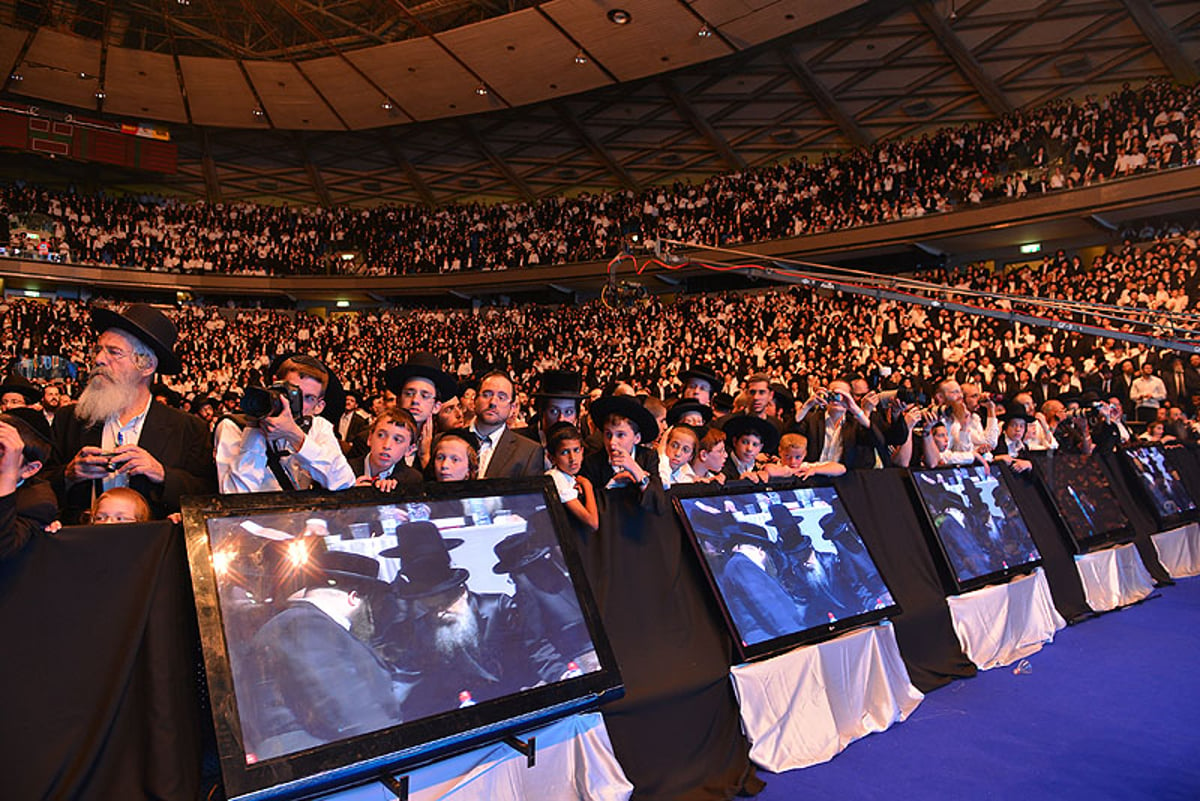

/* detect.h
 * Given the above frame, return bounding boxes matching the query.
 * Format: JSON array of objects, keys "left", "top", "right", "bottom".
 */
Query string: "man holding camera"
[
  {"left": 214, "top": 354, "right": 355, "bottom": 493},
  {"left": 49, "top": 304, "right": 215, "bottom": 523}
]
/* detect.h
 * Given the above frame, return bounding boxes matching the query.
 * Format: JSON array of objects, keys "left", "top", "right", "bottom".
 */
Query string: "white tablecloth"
[
  {"left": 1152, "top": 523, "right": 1200, "bottom": 578},
  {"left": 729, "top": 622, "right": 923, "bottom": 772},
  {"left": 1075, "top": 543, "right": 1156, "bottom": 612},
  {"left": 946, "top": 568, "right": 1066, "bottom": 670},
  {"left": 318, "top": 712, "right": 632, "bottom": 801}
]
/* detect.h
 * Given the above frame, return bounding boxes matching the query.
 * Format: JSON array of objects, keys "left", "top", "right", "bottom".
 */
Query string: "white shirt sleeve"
[{"left": 294, "top": 417, "right": 357, "bottom": 491}]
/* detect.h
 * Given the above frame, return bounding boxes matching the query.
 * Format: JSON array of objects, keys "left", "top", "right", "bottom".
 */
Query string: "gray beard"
[
  {"left": 433, "top": 608, "right": 480, "bottom": 659},
  {"left": 75, "top": 373, "right": 141, "bottom": 426}
]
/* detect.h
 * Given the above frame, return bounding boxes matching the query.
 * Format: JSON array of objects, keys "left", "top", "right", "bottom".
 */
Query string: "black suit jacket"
[
  {"left": 346, "top": 454, "right": 423, "bottom": 491},
  {"left": 47, "top": 402, "right": 216, "bottom": 523},
  {"left": 0, "top": 479, "right": 58, "bottom": 560},
  {"left": 480, "top": 427, "right": 545, "bottom": 479}
]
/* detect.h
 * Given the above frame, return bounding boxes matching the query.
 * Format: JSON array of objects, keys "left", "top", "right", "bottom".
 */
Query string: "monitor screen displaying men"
[
  {"left": 912, "top": 466, "right": 1041, "bottom": 591},
  {"left": 675, "top": 486, "right": 897, "bottom": 660}
]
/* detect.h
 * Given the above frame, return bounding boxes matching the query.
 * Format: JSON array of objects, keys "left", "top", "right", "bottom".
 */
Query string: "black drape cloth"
[
  {"left": 1097, "top": 452, "right": 1171, "bottom": 583},
  {"left": 1167, "top": 443, "right": 1200, "bottom": 507},
  {"left": 578, "top": 465, "right": 762, "bottom": 800},
  {"left": 998, "top": 463, "right": 1091, "bottom": 623},
  {"left": 0, "top": 522, "right": 202, "bottom": 801},
  {"left": 838, "top": 469, "right": 976, "bottom": 693}
]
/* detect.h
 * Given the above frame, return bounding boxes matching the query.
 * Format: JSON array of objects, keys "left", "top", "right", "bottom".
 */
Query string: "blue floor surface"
[{"left": 754, "top": 576, "right": 1200, "bottom": 801}]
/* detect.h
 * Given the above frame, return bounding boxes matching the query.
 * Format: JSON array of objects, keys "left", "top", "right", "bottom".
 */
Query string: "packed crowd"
[
  {"left": 1, "top": 225, "right": 1196, "bottom": 427},
  {"left": 2, "top": 80, "right": 1199, "bottom": 277}
]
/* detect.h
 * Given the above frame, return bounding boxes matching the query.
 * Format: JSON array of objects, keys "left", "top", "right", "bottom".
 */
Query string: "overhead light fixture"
[
  {"left": 8, "top": 73, "right": 22, "bottom": 82},
  {"left": 78, "top": 71, "right": 88, "bottom": 79},
  {"left": 381, "top": 100, "right": 394, "bottom": 110},
  {"left": 607, "top": 9, "right": 631, "bottom": 24},
  {"left": 574, "top": 50, "right": 588, "bottom": 65},
  {"left": 697, "top": 25, "right": 713, "bottom": 38},
  {"left": 336, "top": 300, "right": 350, "bottom": 308},
  {"left": 252, "top": 107, "right": 265, "bottom": 118},
  {"left": 475, "top": 84, "right": 489, "bottom": 96},
  {"left": 94, "top": 90, "right": 106, "bottom": 100}
]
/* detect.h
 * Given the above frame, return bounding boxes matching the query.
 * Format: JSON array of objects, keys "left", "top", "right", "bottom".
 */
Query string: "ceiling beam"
[
  {"left": 1118, "top": 0, "right": 1200, "bottom": 85},
  {"left": 914, "top": 0, "right": 1014, "bottom": 117},
  {"left": 778, "top": 45, "right": 874, "bottom": 148},
  {"left": 200, "top": 127, "right": 223, "bottom": 204},
  {"left": 380, "top": 131, "right": 437, "bottom": 206},
  {"left": 459, "top": 120, "right": 536, "bottom": 201},
  {"left": 661, "top": 77, "right": 746, "bottom": 171},
  {"left": 553, "top": 103, "right": 640, "bottom": 192},
  {"left": 293, "top": 133, "right": 333, "bottom": 207}
]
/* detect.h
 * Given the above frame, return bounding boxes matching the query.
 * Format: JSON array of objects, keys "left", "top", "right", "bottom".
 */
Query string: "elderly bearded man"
[{"left": 48, "top": 304, "right": 215, "bottom": 523}]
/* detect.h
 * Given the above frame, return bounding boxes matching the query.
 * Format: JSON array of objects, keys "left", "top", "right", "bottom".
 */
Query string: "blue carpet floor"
[{"left": 755, "top": 576, "right": 1200, "bottom": 801}]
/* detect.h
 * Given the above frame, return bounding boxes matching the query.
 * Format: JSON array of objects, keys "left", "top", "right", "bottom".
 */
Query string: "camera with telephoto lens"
[
  {"left": 896, "top": 388, "right": 928, "bottom": 407},
  {"left": 241, "top": 383, "right": 309, "bottom": 429}
]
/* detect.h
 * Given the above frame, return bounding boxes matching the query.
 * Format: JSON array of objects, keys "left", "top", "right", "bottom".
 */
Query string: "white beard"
[
  {"left": 75, "top": 370, "right": 141, "bottom": 426},
  {"left": 433, "top": 607, "right": 480, "bottom": 659}
]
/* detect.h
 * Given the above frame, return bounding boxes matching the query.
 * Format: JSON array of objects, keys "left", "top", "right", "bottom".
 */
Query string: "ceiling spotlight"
[
  {"left": 177, "top": 0, "right": 190, "bottom": 4},
  {"left": 697, "top": 25, "right": 713, "bottom": 38},
  {"left": 475, "top": 84, "right": 489, "bottom": 96},
  {"left": 78, "top": 71, "right": 88, "bottom": 79},
  {"left": 8, "top": 73, "right": 22, "bottom": 82},
  {"left": 607, "top": 9, "right": 631, "bottom": 25},
  {"left": 252, "top": 107, "right": 265, "bottom": 118},
  {"left": 381, "top": 100, "right": 394, "bottom": 110},
  {"left": 574, "top": 50, "right": 588, "bottom": 65},
  {"left": 94, "top": 90, "right": 106, "bottom": 99}
]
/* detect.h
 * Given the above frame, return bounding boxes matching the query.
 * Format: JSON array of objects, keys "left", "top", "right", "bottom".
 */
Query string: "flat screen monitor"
[
  {"left": 184, "top": 478, "right": 620, "bottom": 801},
  {"left": 672, "top": 483, "right": 900, "bottom": 662},
  {"left": 1120, "top": 443, "right": 1198, "bottom": 529},
  {"left": 911, "top": 465, "right": 1042, "bottom": 593},
  {"left": 1029, "top": 451, "right": 1132, "bottom": 552}
]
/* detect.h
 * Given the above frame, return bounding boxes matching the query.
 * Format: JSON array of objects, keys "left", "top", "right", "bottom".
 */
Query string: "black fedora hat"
[
  {"left": 724, "top": 520, "right": 775, "bottom": 549},
  {"left": 382, "top": 352, "right": 458, "bottom": 402},
  {"left": 492, "top": 531, "right": 553, "bottom": 574},
  {"left": 268, "top": 352, "right": 345, "bottom": 424},
  {"left": 316, "top": 549, "right": 391, "bottom": 597},
  {"left": 999, "top": 402, "right": 1035, "bottom": 424},
  {"left": 666, "top": 399, "right": 713, "bottom": 427},
  {"left": 0, "top": 373, "right": 42, "bottom": 404},
  {"left": 722, "top": 414, "right": 781, "bottom": 454},
  {"left": 534, "top": 370, "right": 586, "bottom": 400},
  {"left": 388, "top": 521, "right": 470, "bottom": 599},
  {"left": 91, "top": 304, "right": 181, "bottom": 375},
  {"left": 678, "top": 364, "right": 722, "bottom": 394},
  {"left": 0, "top": 406, "right": 53, "bottom": 454},
  {"left": 589, "top": 394, "right": 660, "bottom": 441}
]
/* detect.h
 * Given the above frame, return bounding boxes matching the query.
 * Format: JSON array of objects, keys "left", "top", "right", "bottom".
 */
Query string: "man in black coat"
[
  {"left": 718, "top": 522, "right": 806, "bottom": 645},
  {"left": 240, "top": 545, "right": 403, "bottom": 761},
  {"left": 45, "top": 305, "right": 215, "bottom": 523}
]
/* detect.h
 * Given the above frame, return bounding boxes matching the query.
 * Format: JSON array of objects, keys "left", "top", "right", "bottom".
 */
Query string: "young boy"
[
  {"left": 720, "top": 416, "right": 779, "bottom": 481},
  {"left": 351, "top": 408, "right": 423, "bottom": 493},
  {"left": 691, "top": 427, "right": 728, "bottom": 484},
  {"left": 546, "top": 422, "right": 598, "bottom": 531},
  {"left": 774, "top": 432, "right": 847, "bottom": 479},
  {"left": 90, "top": 487, "right": 152, "bottom": 524},
  {"left": 432, "top": 431, "right": 478, "bottom": 482},
  {"left": 657, "top": 424, "right": 699, "bottom": 488},
  {"left": 580, "top": 395, "right": 659, "bottom": 493},
  {"left": 0, "top": 407, "right": 59, "bottom": 559}
]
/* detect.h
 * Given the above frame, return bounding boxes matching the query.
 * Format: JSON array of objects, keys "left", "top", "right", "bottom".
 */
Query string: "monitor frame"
[
  {"left": 670, "top": 479, "right": 901, "bottom": 663},
  {"left": 183, "top": 477, "right": 621, "bottom": 801},
  {"left": 1026, "top": 451, "right": 1134, "bottom": 554},
  {"left": 909, "top": 465, "right": 1043, "bottom": 595}
]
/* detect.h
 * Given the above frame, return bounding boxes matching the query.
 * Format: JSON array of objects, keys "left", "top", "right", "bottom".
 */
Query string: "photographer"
[
  {"left": 1043, "top": 398, "right": 1095, "bottom": 455},
  {"left": 214, "top": 354, "right": 355, "bottom": 493}
]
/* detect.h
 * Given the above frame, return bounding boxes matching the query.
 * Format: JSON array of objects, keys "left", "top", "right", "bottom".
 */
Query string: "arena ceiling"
[{"left": 0, "top": 0, "right": 1198, "bottom": 207}]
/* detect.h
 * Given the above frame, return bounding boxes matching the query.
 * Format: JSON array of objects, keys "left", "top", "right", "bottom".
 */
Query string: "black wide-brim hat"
[
  {"left": 91, "top": 303, "right": 181, "bottom": 375},
  {"left": 999, "top": 402, "right": 1035, "bottom": 424},
  {"left": 0, "top": 373, "right": 43, "bottom": 404},
  {"left": 382, "top": 351, "right": 458, "bottom": 402},
  {"left": 492, "top": 531, "right": 553, "bottom": 574},
  {"left": 589, "top": 394, "right": 660, "bottom": 441},
  {"left": 377, "top": 536, "right": 464, "bottom": 559},
  {"left": 678, "top": 364, "right": 722, "bottom": 393},
  {"left": 0, "top": 406, "right": 53, "bottom": 454},
  {"left": 724, "top": 520, "right": 775, "bottom": 549},
  {"left": 385, "top": 521, "right": 471, "bottom": 599},
  {"left": 722, "top": 414, "right": 781, "bottom": 454},
  {"left": 318, "top": 549, "right": 391, "bottom": 597},
  {"left": 534, "top": 370, "right": 586, "bottom": 400},
  {"left": 268, "top": 352, "right": 345, "bottom": 424},
  {"left": 666, "top": 399, "right": 713, "bottom": 427}
]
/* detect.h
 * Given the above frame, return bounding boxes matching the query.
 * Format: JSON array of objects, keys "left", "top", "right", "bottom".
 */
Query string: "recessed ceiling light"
[
  {"left": 607, "top": 9, "right": 631, "bottom": 24},
  {"left": 475, "top": 84, "right": 489, "bottom": 96},
  {"left": 697, "top": 25, "right": 713, "bottom": 38},
  {"left": 574, "top": 50, "right": 588, "bottom": 65}
]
